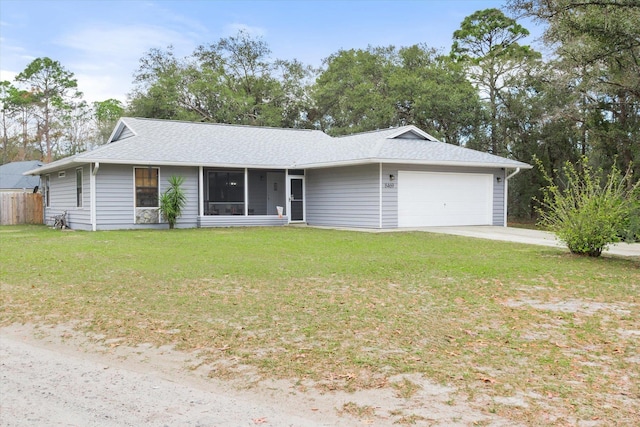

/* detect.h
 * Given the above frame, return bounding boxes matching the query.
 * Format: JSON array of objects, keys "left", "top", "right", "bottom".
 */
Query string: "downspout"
[
  {"left": 90, "top": 162, "right": 99, "bottom": 231},
  {"left": 504, "top": 167, "right": 520, "bottom": 227}
]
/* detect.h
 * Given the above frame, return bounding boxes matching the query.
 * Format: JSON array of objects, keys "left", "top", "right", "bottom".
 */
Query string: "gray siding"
[
  {"left": 248, "top": 170, "right": 267, "bottom": 215},
  {"left": 493, "top": 169, "right": 506, "bottom": 226},
  {"left": 95, "top": 164, "right": 199, "bottom": 230},
  {"left": 44, "top": 165, "right": 91, "bottom": 230},
  {"left": 306, "top": 164, "right": 380, "bottom": 228},
  {"left": 382, "top": 164, "right": 506, "bottom": 227},
  {"left": 381, "top": 165, "right": 398, "bottom": 228}
]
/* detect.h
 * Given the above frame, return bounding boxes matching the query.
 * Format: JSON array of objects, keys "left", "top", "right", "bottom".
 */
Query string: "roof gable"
[{"left": 108, "top": 120, "right": 136, "bottom": 143}]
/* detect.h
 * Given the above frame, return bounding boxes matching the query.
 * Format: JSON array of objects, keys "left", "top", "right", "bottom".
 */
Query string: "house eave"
[
  {"left": 24, "top": 156, "right": 532, "bottom": 175},
  {"left": 299, "top": 158, "right": 532, "bottom": 170},
  {"left": 23, "top": 157, "right": 82, "bottom": 175},
  {"left": 77, "top": 158, "right": 294, "bottom": 170}
]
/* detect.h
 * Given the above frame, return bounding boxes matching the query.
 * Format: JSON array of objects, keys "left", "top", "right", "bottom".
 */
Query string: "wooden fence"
[{"left": 0, "top": 192, "right": 44, "bottom": 225}]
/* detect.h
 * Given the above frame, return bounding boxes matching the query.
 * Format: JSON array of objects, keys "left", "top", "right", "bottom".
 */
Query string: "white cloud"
[
  {"left": 52, "top": 24, "right": 200, "bottom": 103},
  {"left": 56, "top": 24, "right": 195, "bottom": 61},
  {"left": 0, "top": 69, "right": 17, "bottom": 83}
]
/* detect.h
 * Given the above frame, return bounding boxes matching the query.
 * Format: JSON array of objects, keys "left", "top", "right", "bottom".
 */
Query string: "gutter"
[
  {"left": 503, "top": 168, "right": 521, "bottom": 227},
  {"left": 506, "top": 167, "right": 521, "bottom": 181}
]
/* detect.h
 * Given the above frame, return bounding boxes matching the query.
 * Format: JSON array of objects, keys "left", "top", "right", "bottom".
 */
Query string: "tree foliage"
[
  {"left": 94, "top": 98, "right": 124, "bottom": 144},
  {"left": 508, "top": 0, "right": 640, "bottom": 179},
  {"left": 312, "top": 45, "right": 484, "bottom": 143},
  {"left": 2, "top": 59, "right": 133, "bottom": 164},
  {"left": 15, "top": 58, "right": 83, "bottom": 162},
  {"left": 128, "top": 31, "right": 315, "bottom": 128},
  {"left": 451, "top": 8, "right": 541, "bottom": 155}
]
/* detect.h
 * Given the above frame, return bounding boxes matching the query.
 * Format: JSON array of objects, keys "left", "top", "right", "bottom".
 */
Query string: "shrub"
[
  {"left": 536, "top": 157, "right": 639, "bottom": 257},
  {"left": 159, "top": 176, "right": 187, "bottom": 229}
]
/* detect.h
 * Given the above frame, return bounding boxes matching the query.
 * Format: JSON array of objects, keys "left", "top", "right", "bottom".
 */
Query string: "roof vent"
[{"left": 392, "top": 129, "right": 430, "bottom": 140}]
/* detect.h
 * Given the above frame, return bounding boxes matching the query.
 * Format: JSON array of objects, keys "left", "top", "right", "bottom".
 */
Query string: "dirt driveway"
[{"left": 1, "top": 324, "right": 517, "bottom": 427}]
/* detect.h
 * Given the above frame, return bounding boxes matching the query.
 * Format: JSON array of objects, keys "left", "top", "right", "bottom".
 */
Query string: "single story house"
[
  {"left": 1, "top": 160, "right": 42, "bottom": 192},
  {"left": 25, "top": 117, "right": 531, "bottom": 231}
]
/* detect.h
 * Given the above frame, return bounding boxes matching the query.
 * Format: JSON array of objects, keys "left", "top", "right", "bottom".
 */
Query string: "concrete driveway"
[{"left": 418, "top": 226, "right": 640, "bottom": 258}]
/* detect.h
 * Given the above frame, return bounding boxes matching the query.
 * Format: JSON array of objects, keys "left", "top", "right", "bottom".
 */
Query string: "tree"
[
  {"left": 451, "top": 8, "right": 540, "bottom": 155},
  {"left": 94, "top": 98, "right": 124, "bottom": 144},
  {"left": 0, "top": 81, "right": 39, "bottom": 162},
  {"left": 311, "top": 44, "right": 486, "bottom": 142},
  {"left": 390, "top": 45, "right": 485, "bottom": 145},
  {"left": 15, "top": 58, "right": 82, "bottom": 162},
  {"left": 1, "top": 81, "right": 18, "bottom": 163},
  {"left": 159, "top": 176, "right": 187, "bottom": 229},
  {"left": 128, "top": 46, "right": 195, "bottom": 121},
  {"left": 508, "top": 0, "right": 640, "bottom": 179},
  {"left": 536, "top": 156, "right": 639, "bottom": 256},
  {"left": 62, "top": 100, "right": 93, "bottom": 155},
  {"left": 129, "top": 31, "right": 314, "bottom": 128},
  {"left": 312, "top": 47, "right": 396, "bottom": 135}
]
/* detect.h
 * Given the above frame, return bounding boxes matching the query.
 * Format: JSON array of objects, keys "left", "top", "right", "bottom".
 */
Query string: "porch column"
[
  {"left": 244, "top": 168, "right": 249, "bottom": 216},
  {"left": 198, "top": 166, "right": 204, "bottom": 217}
]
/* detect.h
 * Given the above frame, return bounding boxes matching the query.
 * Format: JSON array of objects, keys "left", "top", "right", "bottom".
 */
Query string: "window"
[
  {"left": 135, "top": 167, "right": 159, "bottom": 207},
  {"left": 45, "top": 175, "right": 50, "bottom": 207},
  {"left": 206, "top": 170, "right": 245, "bottom": 215},
  {"left": 76, "top": 168, "right": 83, "bottom": 207}
]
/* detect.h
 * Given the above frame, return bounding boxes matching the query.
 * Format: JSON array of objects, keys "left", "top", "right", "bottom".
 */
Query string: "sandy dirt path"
[{"left": 0, "top": 324, "right": 514, "bottom": 426}]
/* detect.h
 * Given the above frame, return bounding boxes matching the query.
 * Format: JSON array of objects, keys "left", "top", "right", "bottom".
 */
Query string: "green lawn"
[{"left": 1, "top": 225, "right": 638, "bottom": 425}]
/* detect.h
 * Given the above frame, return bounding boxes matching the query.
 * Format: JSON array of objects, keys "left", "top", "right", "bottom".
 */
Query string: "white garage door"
[{"left": 398, "top": 171, "right": 493, "bottom": 227}]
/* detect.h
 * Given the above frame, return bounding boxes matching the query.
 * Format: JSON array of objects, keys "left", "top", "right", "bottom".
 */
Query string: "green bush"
[
  {"left": 536, "top": 157, "right": 639, "bottom": 257},
  {"left": 159, "top": 176, "right": 187, "bottom": 229}
]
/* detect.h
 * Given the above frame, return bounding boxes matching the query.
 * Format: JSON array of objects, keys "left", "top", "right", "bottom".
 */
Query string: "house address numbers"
[{"left": 384, "top": 182, "right": 395, "bottom": 188}]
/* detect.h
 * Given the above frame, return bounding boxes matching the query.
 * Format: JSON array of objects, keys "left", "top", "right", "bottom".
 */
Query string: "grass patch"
[{"left": 1, "top": 225, "right": 639, "bottom": 425}]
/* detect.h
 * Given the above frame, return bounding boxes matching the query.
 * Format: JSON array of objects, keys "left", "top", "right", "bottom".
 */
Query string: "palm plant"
[{"left": 159, "top": 176, "right": 186, "bottom": 229}]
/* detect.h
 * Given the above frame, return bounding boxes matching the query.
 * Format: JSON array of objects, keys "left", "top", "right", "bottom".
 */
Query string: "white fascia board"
[
  {"left": 22, "top": 157, "right": 82, "bottom": 175},
  {"left": 299, "top": 158, "right": 532, "bottom": 170},
  {"left": 79, "top": 158, "right": 293, "bottom": 170}
]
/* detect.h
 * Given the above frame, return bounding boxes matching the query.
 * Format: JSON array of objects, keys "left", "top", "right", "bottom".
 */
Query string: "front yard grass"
[{"left": 1, "top": 225, "right": 638, "bottom": 425}]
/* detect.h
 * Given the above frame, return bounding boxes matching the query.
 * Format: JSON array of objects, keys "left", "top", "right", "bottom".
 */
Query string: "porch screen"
[
  {"left": 135, "top": 167, "right": 159, "bottom": 207},
  {"left": 207, "top": 170, "right": 244, "bottom": 215}
]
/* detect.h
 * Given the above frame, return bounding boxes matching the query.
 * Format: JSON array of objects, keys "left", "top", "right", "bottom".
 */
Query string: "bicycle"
[{"left": 53, "top": 211, "right": 68, "bottom": 229}]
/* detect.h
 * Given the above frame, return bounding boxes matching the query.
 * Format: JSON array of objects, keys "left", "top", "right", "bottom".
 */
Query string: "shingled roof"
[
  {"left": 1, "top": 161, "right": 42, "bottom": 189},
  {"left": 25, "top": 117, "right": 531, "bottom": 175}
]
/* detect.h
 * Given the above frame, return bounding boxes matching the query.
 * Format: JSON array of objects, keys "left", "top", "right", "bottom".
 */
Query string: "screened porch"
[{"left": 197, "top": 168, "right": 293, "bottom": 227}]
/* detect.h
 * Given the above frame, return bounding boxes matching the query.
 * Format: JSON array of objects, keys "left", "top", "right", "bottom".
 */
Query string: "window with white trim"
[
  {"left": 76, "top": 168, "right": 83, "bottom": 207},
  {"left": 135, "top": 167, "right": 159, "bottom": 207}
]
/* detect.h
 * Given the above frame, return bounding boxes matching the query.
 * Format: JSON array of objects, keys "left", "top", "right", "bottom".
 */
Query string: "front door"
[{"left": 289, "top": 177, "right": 304, "bottom": 222}]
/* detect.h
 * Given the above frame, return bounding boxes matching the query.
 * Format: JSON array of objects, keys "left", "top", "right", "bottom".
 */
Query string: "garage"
[{"left": 397, "top": 171, "right": 493, "bottom": 227}]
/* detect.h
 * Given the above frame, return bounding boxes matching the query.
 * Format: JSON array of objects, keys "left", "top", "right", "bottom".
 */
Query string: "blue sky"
[{"left": 0, "top": 0, "right": 543, "bottom": 103}]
